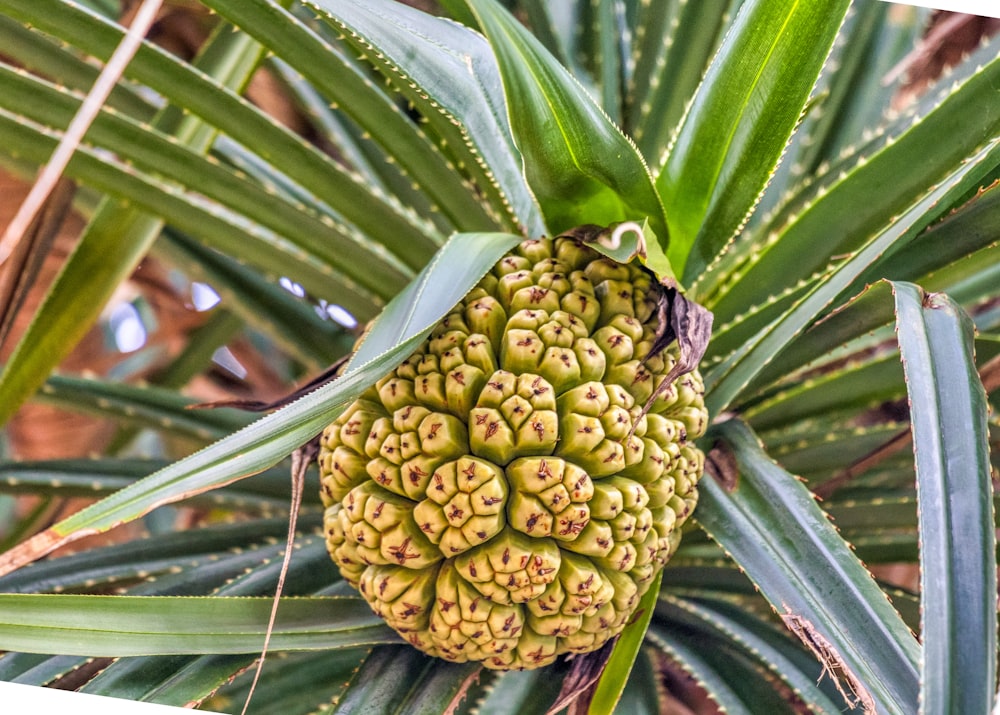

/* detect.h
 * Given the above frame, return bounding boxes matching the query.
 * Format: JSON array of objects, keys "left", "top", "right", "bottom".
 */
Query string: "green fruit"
[{"left": 319, "top": 232, "right": 708, "bottom": 670}]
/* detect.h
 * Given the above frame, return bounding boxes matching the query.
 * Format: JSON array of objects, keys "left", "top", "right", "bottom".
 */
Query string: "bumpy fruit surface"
[{"left": 319, "top": 234, "right": 708, "bottom": 670}]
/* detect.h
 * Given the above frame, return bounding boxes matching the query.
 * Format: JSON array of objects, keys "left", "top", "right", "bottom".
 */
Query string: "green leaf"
[
  {"left": 306, "top": 0, "right": 546, "bottom": 237},
  {"left": 697, "top": 419, "right": 920, "bottom": 714},
  {"left": 806, "top": 1, "right": 929, "bottom": 172},
  {"left": 627, "top": 0, "right": 731, "bottom": 160},
  {"left": 80, "top": 653, "right": 258, "bottom": 706},
  {"left": 348, "top": 232, "right": 522, "bottom": 368},
  {"left": 182, "top": 650, "right": 363, "bottom": 713},
  {"left": 744, "top": 353, "right": 904, "bottom": 432},
  {"left": 0, "top": 459, "right": 312, "bottom": 513},
  {"left": 196, "top": 0, "right": 485, "bottom": 236},
  {"left": 741, "top": 281, "right": 897, "bottom": 400},
  {"left": 757, "top": 0, "right": 924, "bottom": 217},
  {"left": 891, "top": 282, "right": 997, "bottom": 715},
  {"left": 328, "top": 647, "right": 479, "bottom": 715},
  {"left": 703, "top": 134, "right": 1000, "bottom": 414},
  {"left": 466, "top": 0, "right": 668, "bottom": 243},
  {"left": 645, "top": 622, "right": 756, "bottom": 715},
  {"left": 859, "top": 181, "right": 1000, "bottom": 297},
  {"left": 662, "top": 561, "right": 757, "bottom": 599},
  {"left": 35, "top": 375, "right": 254, "bottom": 442},
  {"left": 586, "top": 0, "right": 628, "bottom": 122},
  {"left": 0, "top": 231, "right": 521, "bottom": 577},
  {"left": 0, "top": 62, "right": 413, "bottom": 295},
  {"left": 0, "top": 109, "right": 384, "bottom": 320},
  {"left": 0, "top": 594, "right": 398, "bottom": 656},
  {"left": 0, "top": 516, "right": 321, "bottom": 594},
  {"left": 656, "top": 595, "right": 849, "bottom": 714},
  {"left": 0, "top": 14, "right": 155, "bottom": 120},
  {"left": 0, "top": 652, "right": 88, "bottom": 686},
  {"left": 823, "top": 492, "right": 918, "bottom": 532},
  {"left": 1, "top": 0, "right": 442, "bottom": 252},
  {"left": 467, "top": 668, "right": 565, "bottom": 715},
  {"left": 155, "top": 230, "right": 355, "bottom": 370},
  {"left": 658, "top": 0, "right": 851, "bottom": 281},
  {"left": 763, "top": 419, "right": 907, "bottom": 480},
  {"left": 0, "top": 12, "right": 267, "bottom": 429},
  {"left": 610, "top": 649, "right": 660, "bottom": 715},
  {"left": 698, "top": 37, "right": 1000, "bottom": 315}
]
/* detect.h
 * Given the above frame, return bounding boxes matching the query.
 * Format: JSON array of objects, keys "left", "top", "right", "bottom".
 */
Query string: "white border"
[
  {"left": 0, "top": 682, "right": 224, "bottom": 715},
  {"left": 883, "top": 0, "right": 1000, "bottom": 18}
]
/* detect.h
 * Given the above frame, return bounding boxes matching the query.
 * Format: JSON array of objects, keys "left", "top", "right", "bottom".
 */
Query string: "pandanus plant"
[{"left": 0, "top": 0, "right": 997, "bottom": 713}]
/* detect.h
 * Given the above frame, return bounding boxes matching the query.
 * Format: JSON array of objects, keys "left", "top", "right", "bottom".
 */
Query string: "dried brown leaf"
[
  {"left": 238, "top": 439, "right": 315, "bottom": 715},
  {"left": 780, "top": 607, "right": 876, "bottom": 714},
  {"left": 705, "top": 439, "right": 740, "bottom": 492},
  {"left": 545, "top": 638, "right": 617, "bottom": 715}
]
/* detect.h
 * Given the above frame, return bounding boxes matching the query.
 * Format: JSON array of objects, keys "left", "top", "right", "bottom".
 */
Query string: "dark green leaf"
[
  {"left": 704, "top": 135, "right": 1000, "bottom": 414},
  {"left": 198, "top": 0, "right": 486, "bottom": 236},
  {"left": 0, "top": 516, "right": 322, "bottom": 594},
  {"left": 697, "top": 37, "right": 1000, "bottom": 315},
  {"left": 745, "top": 353, "right": 904, "bottom": 432},
  {"left": 0, "top": 652, "right": 90, "bottom": 686},
  {"left": 645, "top": 622, "right": 756, "bottom": 714},
  {"left": 656, "top": 595, "right": 850, "bottom": 714},
  {"left": 329, "top": 647, "right": 432, "bottom": 714},
  {"left": 465, "top": 663, "right": 566, "bottom": 715},
  {"left": 891, "top": 282, "right": 996, "bottom": 714},
  {"left": 35, "top": 374, "right": 253, "bottom": 442},
  {"left": 628, "top": 0, "right": 730, "bottom": 160},
  {"left": 198, "top": 650, "right": 364, "bottom": 714},
  {"left": 697, "top": 419, "right": 919, "bottom": 714}
]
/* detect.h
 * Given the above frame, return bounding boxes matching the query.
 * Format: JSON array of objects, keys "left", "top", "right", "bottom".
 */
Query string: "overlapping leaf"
[
  {"left": 0, "top": 1, "right": 997, "bottom": 711},
  {"left": 0, "top": 231, "right": 521, "bottom": 577},
  {"left": 0, "top": 594, "right": 398, "bottom": 655},
  {"left": 697, "top": 419, "right": 919, "bottom": 714},
  {"left": 658, "top": 0, "right": 851, "bottom": 280},
  {"left": 305, "top": 0, "right": 545, "bottom": 237},
  {"left": 0, "top": 8, "right": 269, "bottom": 429},
  {"left": 466, "top": 0, "right": 668, "bottom": 247}
]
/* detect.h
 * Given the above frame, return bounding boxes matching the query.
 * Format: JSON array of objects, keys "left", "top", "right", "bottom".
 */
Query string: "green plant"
[{"left": 0, "top": 0, "right": 997, "bottom": 713}]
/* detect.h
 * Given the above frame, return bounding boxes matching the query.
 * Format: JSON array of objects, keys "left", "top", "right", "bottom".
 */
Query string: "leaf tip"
[{"left": 0, "top": 527, "right": 81, "bottom": 578}]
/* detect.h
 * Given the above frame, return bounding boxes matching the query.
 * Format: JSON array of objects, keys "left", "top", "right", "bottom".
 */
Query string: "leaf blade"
[
  {"left": 658, "top": 0, "right": 851, "bottom": 280},
  {"left": 891, "top": 282, "right": 997, "bottom": 715},
  {"left": 0, "top": 232, "right": 522, "bottom": 577},
  {"left": 0, "top": 12, "right": 268, "bottom": 428},
  {"left": 0, "top": 594, "right": 399, "bottom": 656},
  {"left": 307, "top": 0, "right": 545, "bottom": 237},
  {"left": 697, "top": 419, "right": 920, "bottom": 714},
  {"left": 466, "top": 0, "right": 667, "bottom": 243},
  {"left": 703, "top": 134, "right": 1000, "bottom": 415}
]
